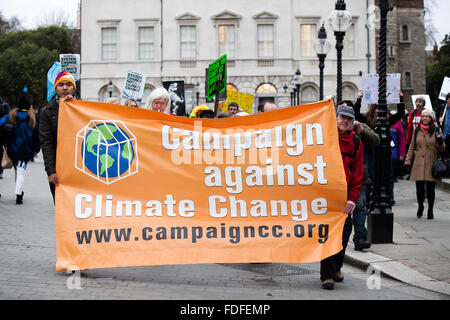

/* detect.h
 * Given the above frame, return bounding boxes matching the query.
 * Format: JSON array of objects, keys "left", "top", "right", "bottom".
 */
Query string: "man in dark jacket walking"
[
  {"left": 39, "top": 71, "right": 77, "bottom": 202},
  {"left": 320, "top": 105, "right": 364, "bottom": 290}
]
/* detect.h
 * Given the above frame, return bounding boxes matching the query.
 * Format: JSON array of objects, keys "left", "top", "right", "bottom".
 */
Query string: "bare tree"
[
  {"left": 424, "top": 0, "right": 438, "bottom": 47},
  {"left": 37, "top": 9, "right": 73, "bottom": 28},
  {"left": 0, "top": 11, "right": 22, "bottom": 34}
]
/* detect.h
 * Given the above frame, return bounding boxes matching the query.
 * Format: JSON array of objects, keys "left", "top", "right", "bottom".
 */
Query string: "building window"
[
  {"left": 180, "top": 25, "right": 196, "bottom": 59},
  {"left": 402, "top": 25, "right": 409, "bottom": 41},
  {"left": 343, "top": 23, "right": 355, "bottom": 57},
  {"left": 342, "top": 83, "right": 357, "bottom": 102},
  {"left": 301, "top": 85, "right": 318, "bottom": 104},
  {"left": 219, "top": 25, "right": 235, "bottom": 58},
  {"left": 300, "top": 24, "right": 317, "bottom": 57},
  {"left": 138, "top": 26, "right": 155, "bottom": 60},
  {"left": 227, "top": 83, "right": 238, "bottom": 92},
  {"left": 102, "top": 27, "right": 117, "bottom": 60},
  {"left": 404, "top": 71, "right": 412, "bottom": 88},
  {"left": 257, "top": 24, "right": 274, "bottom": 58}
]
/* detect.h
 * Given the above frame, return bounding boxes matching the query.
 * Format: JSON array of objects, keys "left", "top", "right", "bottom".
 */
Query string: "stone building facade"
[
  {"left": 80, "top": 0, "right": 377, "bottom": 114},
  {"left": 376, "top": 0, "right": 426, "bottom": 110}
]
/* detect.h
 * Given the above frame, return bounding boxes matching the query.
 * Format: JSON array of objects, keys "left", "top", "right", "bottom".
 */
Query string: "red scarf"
[{"left": 420, "top": 124, "right": 430, "bottom": 132}]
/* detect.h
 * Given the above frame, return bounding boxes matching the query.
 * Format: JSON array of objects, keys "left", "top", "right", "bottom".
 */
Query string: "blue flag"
[{"left": 47, "top": 61, "right": 61, "bottom": 101}]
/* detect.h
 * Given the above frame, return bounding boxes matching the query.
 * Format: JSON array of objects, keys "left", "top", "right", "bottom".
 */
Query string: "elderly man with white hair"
[{"left": 141, "top": 87, "right": 171, "bottom": 114}]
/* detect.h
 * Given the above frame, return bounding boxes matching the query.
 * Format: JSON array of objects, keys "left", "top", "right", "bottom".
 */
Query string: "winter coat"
[
  {"left": 0, "top": 110, "right": 39, "bottom": 164},
  {"left": 358, "top": 122, "right": 380, "bottom": 185},
  {"left": 405, "top": 127, "right": 446, "bottom": 182},
  {"left": 390, "top": 120, "right": 406, "bottom": 160},
  {"left": 339, "top": 130, "right": 364, "bottom": 203},
  {"left": 39, "top": 96, "right": 60, "bottom": 176}
]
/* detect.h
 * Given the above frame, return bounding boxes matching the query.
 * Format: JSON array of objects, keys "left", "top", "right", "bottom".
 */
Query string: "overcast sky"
[{"left": 1, "top": 0, "right": 449, "bottom": 45}]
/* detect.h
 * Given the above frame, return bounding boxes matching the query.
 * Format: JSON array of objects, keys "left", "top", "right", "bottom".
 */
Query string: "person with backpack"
[
  {"left": 0, "top": 95, "right": 40, "bottom": 204},
  {"left": 321, "top": 105, "right": 363, "bottom": 290}
]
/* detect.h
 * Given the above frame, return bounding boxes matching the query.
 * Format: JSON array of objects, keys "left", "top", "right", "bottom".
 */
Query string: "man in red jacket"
[{"left": 321, "top": 105, "right": 364, "bottom": 290}]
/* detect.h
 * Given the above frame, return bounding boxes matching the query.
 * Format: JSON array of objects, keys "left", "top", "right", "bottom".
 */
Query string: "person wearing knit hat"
[
  {"left": 39, "top": 71, "right": 77, "bottom": 203},
  {"left": 404, "top": 108, "right": 446, "bottom": 220},
  {"left": 54, "top": 71, "right": 76, "bottom": 90}
]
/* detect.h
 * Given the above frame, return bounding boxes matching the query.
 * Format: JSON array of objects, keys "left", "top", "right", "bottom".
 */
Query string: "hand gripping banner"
[{"left": 55, "top": 99, "right": 348, "bottom": 271}]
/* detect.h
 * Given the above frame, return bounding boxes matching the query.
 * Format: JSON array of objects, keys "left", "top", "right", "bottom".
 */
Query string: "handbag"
[
  {"left": 1, "top": 146, "right": 13, "bottom": 169},
  {"left": 432, "top": 155, "right": 450, "bottom": 178}
]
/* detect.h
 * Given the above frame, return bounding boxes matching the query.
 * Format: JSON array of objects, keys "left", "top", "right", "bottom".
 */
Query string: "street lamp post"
[
  {"left": 107, "top": 80, "right": 114, "bottom": 98},
  {"left": 328, "top": 0, "right": 352, "bottom": 105},
  {"left": 291, "top": 67, "right": 303, "bottom": 105},
  {"left": 313, "top": 23, "right": 331, "bottom": 100},
  {"left": 367, "top": 0, "right": 394, "bottom": 244}
]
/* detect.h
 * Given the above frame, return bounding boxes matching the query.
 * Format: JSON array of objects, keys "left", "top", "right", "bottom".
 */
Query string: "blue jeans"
[{"left": 353, "top": 184, "right": 368, "bottom": 241}]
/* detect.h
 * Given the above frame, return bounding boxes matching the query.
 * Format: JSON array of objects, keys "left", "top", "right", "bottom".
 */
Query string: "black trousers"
[
  {"left": 320, "top": 214, "right": 353, "bottom": 281},
  {"left": 415, "top": 181, "right": 435, "bottom": 210},
  {"left": 49, "top": 182, "right": 55, "bottom": 204}
]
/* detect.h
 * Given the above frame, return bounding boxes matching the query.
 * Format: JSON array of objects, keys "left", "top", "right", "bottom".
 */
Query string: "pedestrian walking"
[
  {"left": 320, "top": 105, "right": 363, "bottom": 290},
  {"left": 404, "top": 109, "right": 446, "bottom": 219},
  {"left": 389, "top": 117, "right": 406, "bottom": 204},
  {"left": 39, "top": 71, "right": 78, "bottom": 202},
  {"left": 436, "top": 92, "right": 450, "bottom": 157},
  {"left": 352, "top": 120, "right": 379, "bottom": 251},
  {"left": 0, "top": 95, "right": 39, "bottom": 204}
]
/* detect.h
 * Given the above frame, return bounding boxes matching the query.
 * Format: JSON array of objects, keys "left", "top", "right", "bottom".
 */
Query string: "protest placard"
[
  {"left": 60, "top": 54, "right": 80, "bottom": 81},
  {"left": 207, "top": 55, "right": 227, "bottom": 101},
  {"left": 224, "top": 91, "right": 254, "bottom": 114},
  {"left": 47, "top": 61, "right": 60, "bottom": 101},
  {"left": 439, "top": 77, "right": 450, "bottom": 101},
  {"left": 122, "top": 70, "right": 146, "bottom": 102},
  {"left": 361, "top": 73, "right": 401, "bottom": 104},
  {"left": 54, "top": 99, "right": 348, "bottom": 270},
  {"left": 163, "top": 81, "right": 186, "bottom": 116}
]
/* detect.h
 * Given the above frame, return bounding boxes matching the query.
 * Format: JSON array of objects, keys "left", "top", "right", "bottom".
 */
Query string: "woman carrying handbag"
[{"left": 404, "top": 109, "right": 446, "bottom": 219}]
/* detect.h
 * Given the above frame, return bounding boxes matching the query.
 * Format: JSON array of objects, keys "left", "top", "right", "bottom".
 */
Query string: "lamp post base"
[{"left": 367, "top": 210, "right": 393, "bottom": 244}]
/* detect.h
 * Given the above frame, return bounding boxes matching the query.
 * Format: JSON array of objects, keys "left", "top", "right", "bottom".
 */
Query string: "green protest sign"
[{"left": 207, "top": 54, "right": 227, "bottom": 101}]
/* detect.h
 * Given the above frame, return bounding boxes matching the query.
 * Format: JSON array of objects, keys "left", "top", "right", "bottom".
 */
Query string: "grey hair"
[{"left": 143, "top": 87, "right": 171, "bottom": 113}]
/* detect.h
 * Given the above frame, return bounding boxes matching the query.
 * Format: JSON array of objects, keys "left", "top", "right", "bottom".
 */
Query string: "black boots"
[
  {"left": 417, "top": 204, "right": 424, "bottom": 218},
  {"left": 354, "top": 238, "right": 371, "bottom": 251},
  {"left": 16, "top": 191, "right": 24, "bottom": 205},
  {"left": 427, "top": 209, "right": 434, "bottom": 220}
]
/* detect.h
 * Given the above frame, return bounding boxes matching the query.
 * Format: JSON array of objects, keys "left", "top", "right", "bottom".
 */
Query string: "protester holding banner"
[
  {"left": 321, "top": 105, "right": 363, "bottom": 290},
  {"left": 436, "top": 93, "right": 450, "bottom": 157},
  {"left": 39, "top": 71, "right": 78, "bottom": 202},
  {"left": 404, "top": 109, "right": 446, "bottom": 220},
  {"left": 0, "top": 95, "right": 39, "bottom": 204},
  {"left": 141, "top": 87, "right": 171, "bottom": 114}
]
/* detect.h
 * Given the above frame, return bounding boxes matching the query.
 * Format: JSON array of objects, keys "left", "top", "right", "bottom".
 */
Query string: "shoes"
[
  {"left": 333, "top": 271, "right": 344, "bottom": 283},
  {"left": 427, "top": 209, "right": 434, "bottom": 220},
  {"left": 321, "top": 279, "right": 334, "bottom": 290},
  {"left": 417, "top": 205, "right": 424, "bottom": 218},
  {"left": 354, "top": 238, "right": 371, "bottom": 251},
  {"left": 16, "top": 191, "right": 24, "bottom": 205}
]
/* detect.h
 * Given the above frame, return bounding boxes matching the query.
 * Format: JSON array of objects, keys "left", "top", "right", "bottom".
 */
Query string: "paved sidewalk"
[{"left": 345, "top": 178, "right": 450, "bottom": 296}]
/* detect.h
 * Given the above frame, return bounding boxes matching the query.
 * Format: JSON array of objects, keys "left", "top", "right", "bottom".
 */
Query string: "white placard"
[
  {"left": 438, "top": 77, "right": 450, "bottom": 101},
  {"left": 59, "top": 54, "right": 80, "bottom": 81},
  {"left": 411, "top": 94, "right": 433, "bottom": 110},
  {"left": 362, "top": 73, "right": 401, "bottom": 104},
  {"left": 122, "top": 70, "right": 146, "bottom": 102}
]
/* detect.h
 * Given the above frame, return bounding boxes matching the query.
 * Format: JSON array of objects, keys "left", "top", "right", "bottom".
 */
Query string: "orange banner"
[{"left": 55, "top": 99, "right": 348, "bottom": 271}]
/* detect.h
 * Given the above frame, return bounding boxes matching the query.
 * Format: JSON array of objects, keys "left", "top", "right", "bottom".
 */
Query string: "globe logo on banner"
[{"left": 75, "top": 120, "right": 138, "bottom": 184}]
